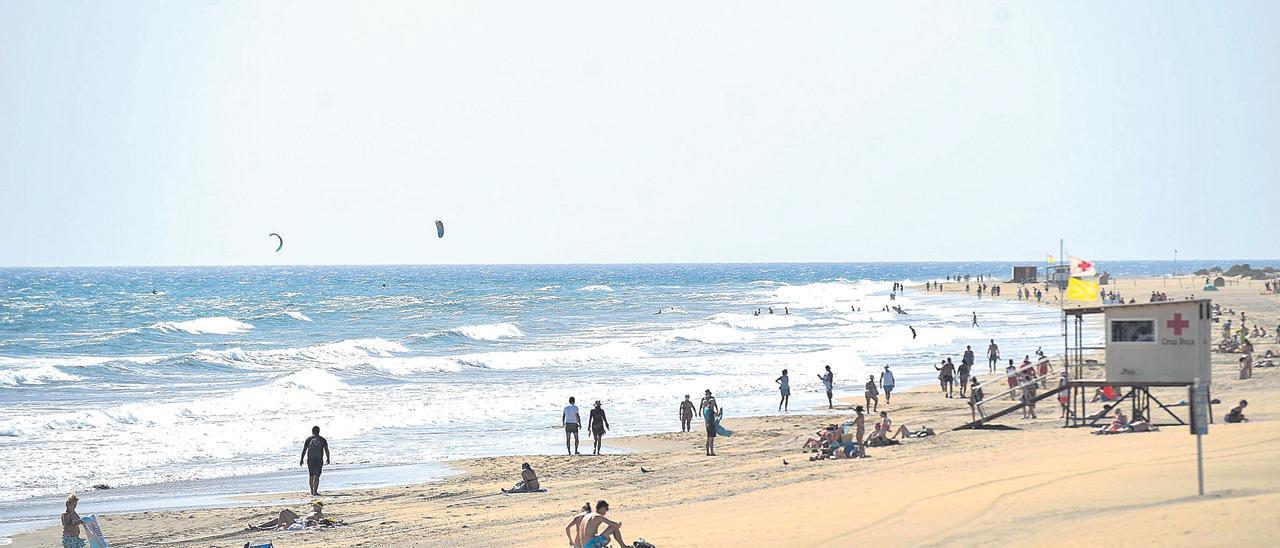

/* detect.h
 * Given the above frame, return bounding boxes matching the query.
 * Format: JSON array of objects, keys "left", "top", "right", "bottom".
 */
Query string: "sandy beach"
[{"left": 11, "top": 275, "right": 1279, "bottom": 547}]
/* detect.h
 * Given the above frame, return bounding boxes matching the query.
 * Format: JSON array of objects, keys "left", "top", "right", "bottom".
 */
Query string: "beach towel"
[
  {"left": 715, "top": 418, "right": 733, "bottom": 437},
  {"left": 82, "top": 515, "right": 109, "bottom": 548}
]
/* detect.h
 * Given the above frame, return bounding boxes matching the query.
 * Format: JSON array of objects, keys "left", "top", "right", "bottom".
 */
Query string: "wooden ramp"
[{"left": 952, "top": 389, "right": 1062, "bottom": 431}]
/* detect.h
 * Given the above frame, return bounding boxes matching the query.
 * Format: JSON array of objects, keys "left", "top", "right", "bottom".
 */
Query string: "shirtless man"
[
  {"left": 564, "top": 503, "right": 592, "bottom": 547},
  {"left": 679, "top": 395, "right": 695, "bottom": 432},
  {"left": 817, "top": 366, "right": 835, "bottom": 409},
  {"left": 62, "top": 494, "right": 85, "bottom": 548},
  {"left": 569, "top": 500, "right": 629, "bottom": 548}
]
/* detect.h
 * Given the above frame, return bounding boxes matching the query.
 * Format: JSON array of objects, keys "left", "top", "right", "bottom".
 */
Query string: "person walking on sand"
[
  {"left": 864, "top": 375, "right": 879, "bottom": 413},
  {"left": 969, "top": 378, "right": 985, "bottom": 421},
  {"left": 702, "top": 391, "right": 721, "bottom": 456},
  {"left": 679, "top": 395, "right": 695, "bottom": 432},
  {"left": 300, "top": 425, "right": 330, "bottom": 496},
  {"left": 1021, "top": 371, "right": 1039, "bottom": 419},
  {"left": 987, "top": 339, "right": 1000, "bottom": 374},
  {"left": 959, "top": 346, "right": 974, "bottom": 397},
  {"left": 589, "top": 401, "right": 610, "bottom": 455},
  {"left": 776, "top": 369, "right": 791, "bottom": 412},
  {"left": 880, "top": 365, "right": 896, "bottom": 404},
  {"left": 61, "top": 493, "right": 85, "bottom": 548},
  {"left": 935, "top": 359, "right": 955, "bottom": 398},
  {"left": 818, "top": 366, "right": 834, "bottom": 409},
  {"left": 562, "top": 396, "right": 582, "bottom": 456}
]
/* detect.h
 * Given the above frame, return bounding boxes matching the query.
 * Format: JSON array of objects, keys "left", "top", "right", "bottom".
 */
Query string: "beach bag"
[{"left": 635, "top": 540, "right": 657, "bottom": 548}]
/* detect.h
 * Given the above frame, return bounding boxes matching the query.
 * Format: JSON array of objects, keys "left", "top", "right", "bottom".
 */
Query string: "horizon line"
[{"left": 2, "top": 258, "right": 1277, "bottom": 269}]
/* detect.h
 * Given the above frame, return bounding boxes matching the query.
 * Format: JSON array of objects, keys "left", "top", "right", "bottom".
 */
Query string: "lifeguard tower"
[
  {"left": 1060, "top": 299, "right": 1212, "bottom": 428},
  {"left": 956, "top": 299, "right": 1212, "bottom": 430}
]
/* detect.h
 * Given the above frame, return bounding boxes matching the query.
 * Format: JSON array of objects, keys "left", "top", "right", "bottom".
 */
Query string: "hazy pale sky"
[{"left": 2, "top": 1, "right": 1277, "bottom": 266}]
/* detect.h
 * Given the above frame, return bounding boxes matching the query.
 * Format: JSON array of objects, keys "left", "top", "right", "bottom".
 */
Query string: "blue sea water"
[{"left": 0, "top": 260, "right": 1270, "bottom": 515}]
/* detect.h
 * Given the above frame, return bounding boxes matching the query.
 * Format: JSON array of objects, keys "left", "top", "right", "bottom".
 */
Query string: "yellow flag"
[
  {"left": 1066, "top": 277, "right": 1099, "bottom": 301},
  {"left": 1046, "top": 254, "right": 1055, "bottom": 265}
]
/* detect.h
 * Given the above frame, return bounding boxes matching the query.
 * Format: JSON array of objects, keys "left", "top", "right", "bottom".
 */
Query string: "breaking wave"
[{"left": 150, "top": 317, "right": 254, "bottom": 335}]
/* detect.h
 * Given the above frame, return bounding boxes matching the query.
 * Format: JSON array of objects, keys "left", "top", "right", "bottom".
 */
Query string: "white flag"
[{"left": 1069, "top": 256, "right": 1097, "bottom": 277}]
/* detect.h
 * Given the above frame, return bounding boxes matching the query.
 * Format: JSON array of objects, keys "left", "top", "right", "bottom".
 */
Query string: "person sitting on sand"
[
  {"left": 1225, "top": 400, "right": 1249, "bottom": 423},
  {"left": 502, "top": 463, "right": 541, "bottom": 493},
  {"left": 1094, "top": 410, "right": 1129, "bottom": 435},
  {"left": 1091, "top": 385, "right": 1119, "bottom": 402},
  {"left": 576, "top": 500, "right": 629, "bottom": 548},
  {"left": 62, "top": 493, "right": 85, "bottom": 548},
  {"left": 250, "top": 500, "right": 325, "bottom": 530},
  {"left": 565, "top": 503, "right": 593, "bottom": 547}
]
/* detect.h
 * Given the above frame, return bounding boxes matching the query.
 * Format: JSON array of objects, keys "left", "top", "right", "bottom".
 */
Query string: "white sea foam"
[
  {"left": 284, "top": 310, "right": 313, "bottom": 322},
  {"left": 578, "top": 285, "right": 613, "bottom": 292},
  {"left": 451, "top": 323, "right": 524, "bottom": 341},
  {"left": 708, "top": 312, "right": 813, "bottom": 329},
  {"left": 770, "top": 281, "right": 883, "bottom": 309},
  {"left": 0, "top": 366, "right": 80, "bottom": 387},
  {"left": 150, "top": 317, "right": 254, "bottom": 335},
  {"left": 535, "top": 285, "right": 560, "bottom": 291},
  {"left": 0, "top": 355, "right": 165, "bottom": 368},
  {"left": 373, "top": 342, "right": 647, "bottom": 373},
  {"left": 192, "top": 338, "right": 407, "bottom": 367},
  {"left": 664, "top": 324, "right": 753, "bottom": 344}
]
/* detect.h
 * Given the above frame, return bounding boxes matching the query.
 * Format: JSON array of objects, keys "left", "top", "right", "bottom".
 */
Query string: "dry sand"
[{"left": 13, "top": 276, "right": 1280, "bottom": 547}]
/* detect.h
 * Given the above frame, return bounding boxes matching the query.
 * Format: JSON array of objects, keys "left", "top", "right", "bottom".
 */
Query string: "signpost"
[{"left": 1189, "top": 378, "right": 1209, "bottom": 496}]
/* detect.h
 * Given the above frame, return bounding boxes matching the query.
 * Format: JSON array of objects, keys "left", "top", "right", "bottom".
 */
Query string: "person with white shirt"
[{"left": 562, "top": 396, "right": 582, "bottom": 455}]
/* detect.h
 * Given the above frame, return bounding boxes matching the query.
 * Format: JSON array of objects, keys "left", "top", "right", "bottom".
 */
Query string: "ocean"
[{"left": 0, "top": 260, "right": 1266, "bottom": 527}]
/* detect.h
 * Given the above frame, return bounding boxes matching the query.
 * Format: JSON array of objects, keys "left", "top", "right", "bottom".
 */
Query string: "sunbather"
[
  {"left": 888, "top": 424, "right": 935, "bottom": 439},
  {"left": 249, "top": 500, "right": 325, "bottom": 530},
  {"left": 502, "top": 462, "right": 541, "bottom": 493}
]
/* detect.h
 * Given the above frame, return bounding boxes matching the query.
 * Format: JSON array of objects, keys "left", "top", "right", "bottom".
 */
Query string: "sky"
[{"left": 1, "top": 1, "right": 1277, "bottom": 266}]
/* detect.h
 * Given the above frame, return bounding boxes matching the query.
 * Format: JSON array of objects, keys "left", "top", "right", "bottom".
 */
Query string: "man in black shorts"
[
  {"left": 562, "top": 396, "right": 581, "bottom": 455},
  {"left": 300, "top": 425, "right": 330, "bottom": 496}
]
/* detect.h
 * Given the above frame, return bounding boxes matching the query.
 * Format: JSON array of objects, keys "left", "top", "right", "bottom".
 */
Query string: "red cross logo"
[
  {"left": 1167, "top": 313, "right": 1190, "bottom": 336},
  {"left": 1077, "top": 259, "right": 1093, "bottom": 271}
]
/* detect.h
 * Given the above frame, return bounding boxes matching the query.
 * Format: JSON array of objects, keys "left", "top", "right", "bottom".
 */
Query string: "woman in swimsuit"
[{"left": 864, "top": 375, "right": 879, "bottom": 413}]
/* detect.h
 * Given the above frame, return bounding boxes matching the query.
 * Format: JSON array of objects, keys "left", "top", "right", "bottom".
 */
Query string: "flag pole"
[{"left": 1060, "top": 238, "right": 1067, "bottom": 367}]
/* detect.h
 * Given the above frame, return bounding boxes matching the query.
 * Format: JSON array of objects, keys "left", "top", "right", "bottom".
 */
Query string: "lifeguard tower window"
[{"left": 1111, "top": 319, "right": 1156, "bottom": 343}]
